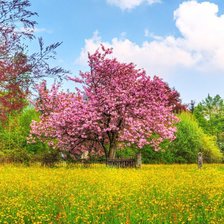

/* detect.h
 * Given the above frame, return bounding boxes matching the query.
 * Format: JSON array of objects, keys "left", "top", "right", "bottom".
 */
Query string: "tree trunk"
[
  {"left": 136, "top": 151, "right": 142, "bottom": 168},
  {"left": 108, "top": 142, "right": 116, "bottom": 159}
]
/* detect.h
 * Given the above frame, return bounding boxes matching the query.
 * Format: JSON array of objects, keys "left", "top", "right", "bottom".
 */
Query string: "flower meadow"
[{"left": 0, "top": 164, "right": 224, "bottom": 224}]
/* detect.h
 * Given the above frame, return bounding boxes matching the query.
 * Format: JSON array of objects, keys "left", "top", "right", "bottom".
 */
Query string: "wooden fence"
[{"left": 106, "top": 158, "right": 136, "bottom": 168}]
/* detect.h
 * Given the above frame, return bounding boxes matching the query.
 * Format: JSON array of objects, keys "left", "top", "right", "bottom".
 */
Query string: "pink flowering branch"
[{"left": 30, "top": 46, "right": 179, "bottom": 159}]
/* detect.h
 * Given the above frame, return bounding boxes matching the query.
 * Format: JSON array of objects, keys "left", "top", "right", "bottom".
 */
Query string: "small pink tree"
[{"left": 30, "top": 46, "right": 178, "bottom": 159}]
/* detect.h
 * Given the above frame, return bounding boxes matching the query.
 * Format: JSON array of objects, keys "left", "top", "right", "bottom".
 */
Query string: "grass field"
[{"left": 0, "top": 164, "right": 224, "bottom": 224}]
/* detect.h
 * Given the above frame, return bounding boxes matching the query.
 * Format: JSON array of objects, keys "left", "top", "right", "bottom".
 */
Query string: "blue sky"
[{"left": 29, "top": 0, "right": 224, "bottom": 104}]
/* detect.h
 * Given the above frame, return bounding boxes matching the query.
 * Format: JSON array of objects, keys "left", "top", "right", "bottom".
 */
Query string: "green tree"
[
  {"left": 169, "top": 112, "right": 201, "bottom": 163},
  {"left": 0, "top": 107, "right": 49, "bottom": 163},
  {"left": 194, "top": 94, "right": 224, "bottom": 151},
  {"left": 169, "top": 112, "right": 223, "bottom": 163}
]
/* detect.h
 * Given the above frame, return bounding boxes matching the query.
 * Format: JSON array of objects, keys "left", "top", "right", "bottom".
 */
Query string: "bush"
[
  {"left": 200, "top": 135, "right": 223, "bottom": 163},
  {"left": 0, "top": 107, "right": 49, "bottom": 163},
  {"left": 141, "top": 112, "right": 223, "bottom": 164},
  {"left": 142, "top": 140, "right": 175, "bottom": 164},
  {"left": 168, "top": 112, "right": 223, "bottom": 163},
  {"left": 1, "top": 148, "right": 31, "bottom": 165},
  {"left": 40, "top": 149, "right": 61, "bottom": 167}
]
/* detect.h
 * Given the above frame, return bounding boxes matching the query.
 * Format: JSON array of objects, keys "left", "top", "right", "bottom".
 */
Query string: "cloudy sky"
[{"left": 29, "top": 0, "right": 224, "bottom": 105}]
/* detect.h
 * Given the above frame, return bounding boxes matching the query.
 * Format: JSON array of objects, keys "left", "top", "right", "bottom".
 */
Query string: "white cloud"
[
  {"left": 174, "top": 1, "right": 224, "bottom": 71},
  {"left": 144, "top": 28, "right": 150, "bottom": 37},
  {"left": 144, "top": 28, "right": 164, "bottom": 41},
  {"left": 76, "top": 32, "right": 196, "bottom": 77},
  {"left": 106, "top": 0, "right": 161, "bottom": 10},
  {"left": 76, "top": 1, "right": 224, "bottom": 77}
]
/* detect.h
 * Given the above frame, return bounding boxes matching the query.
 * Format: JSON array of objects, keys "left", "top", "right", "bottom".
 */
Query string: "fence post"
[
  {"left": 136, "top": 152, "right": 142, "bottom": 168},
  {"left": 198, "top": 152, "right": 203, "bottom": 169}
]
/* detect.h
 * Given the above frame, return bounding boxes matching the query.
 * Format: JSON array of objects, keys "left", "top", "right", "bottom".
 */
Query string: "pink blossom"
[{"left": 30, "top": 46, "right": 178, "bottom": 159}]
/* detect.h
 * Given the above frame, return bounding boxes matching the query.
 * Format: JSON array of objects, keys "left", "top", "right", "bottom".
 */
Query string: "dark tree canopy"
[{"left": 164, "top": 84, "right": 187, "bottom": 113}]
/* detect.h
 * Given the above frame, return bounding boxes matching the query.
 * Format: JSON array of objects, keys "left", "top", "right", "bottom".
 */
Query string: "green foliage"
[
  {"left": 169, "top": 112, "right": 223, "bottom": 163},
  {"left": 142, "top": 140, "right": 175, "bottom": 164},
  {"left": 6, "top": 148, "right": 31, "bottom": 165},
  {"left": 168, "top": 112, "right": 202, "bottom": 163},
  {"left": 40, "top": 149, "right": 61, "bottom": 167},
  {"left": 140, "top": 112, "right": 202, "bottom": 164},
  {"left": 194, "top": 94, "right": 224, "bottom": 152},
  {"left": 140, "top": 112, "right": 223, "bottom": 163},
  {"left": 116, "top": 146, "right": 137, "bottom": 159},
  {"left": 200, "top": 134, "right": 223, "bottom": 163},
  {"left": 0, "top": 107, "right": 50, "bottom": 163},
  {"left": 0, "top": 107, "right": 38, "bottom": 150}
]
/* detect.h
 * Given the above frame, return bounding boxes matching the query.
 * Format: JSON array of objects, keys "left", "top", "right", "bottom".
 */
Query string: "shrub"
[
  {"left": 0, "top": 107, "right": 49, "bottom": 163},
  {"left": 2, "top": 148, "right": 31, "bottom": 165},
  {"left": 200, "top": 135, "right": 223, "bottom": 163},
  {"left": 142, "top": 112, "right": 223, "bottom": 164},
  {"left": 40, "top": 149, "right": 61, "bottom": 167},
  {"left": 168, "top": 112, "right": 223, "bottom": 163}
]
